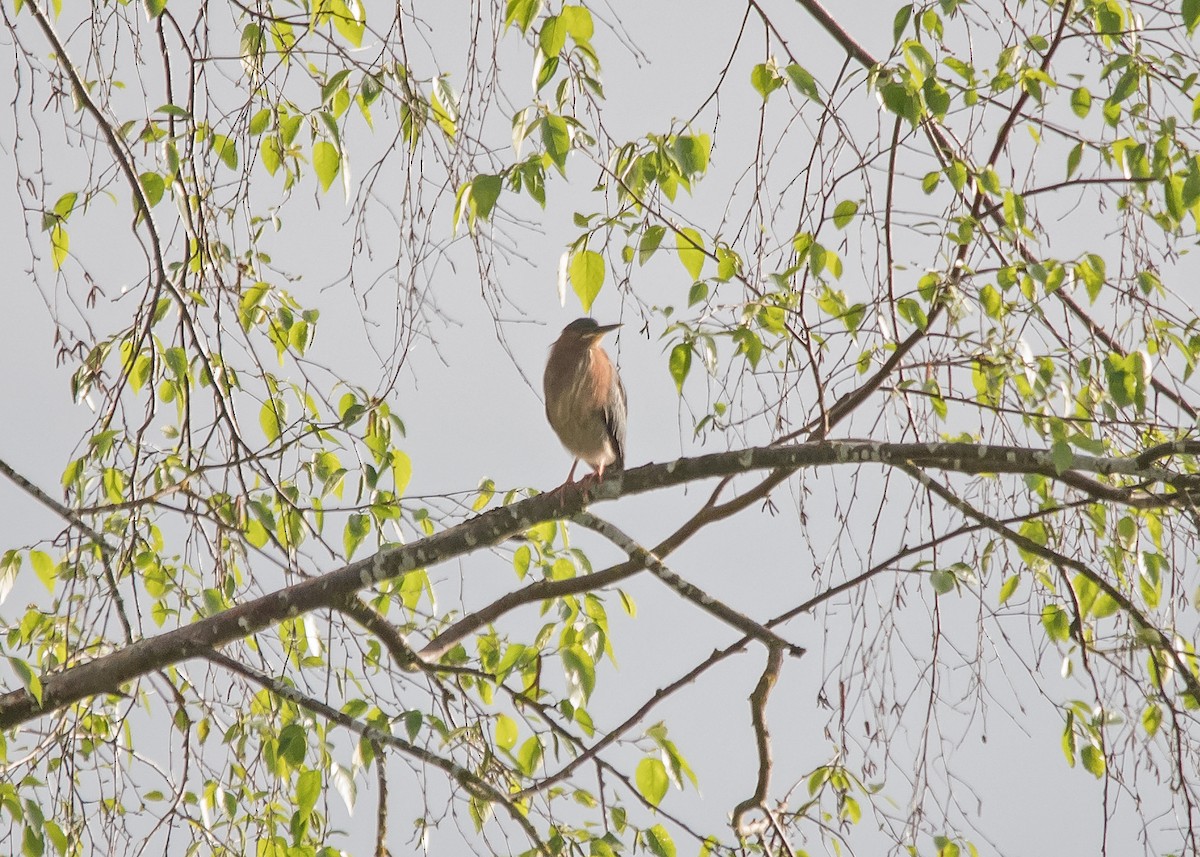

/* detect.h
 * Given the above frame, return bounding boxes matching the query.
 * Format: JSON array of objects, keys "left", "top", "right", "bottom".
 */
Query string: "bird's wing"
[{"left": 603, "top": 373, "right": 627, "bottom": 468}]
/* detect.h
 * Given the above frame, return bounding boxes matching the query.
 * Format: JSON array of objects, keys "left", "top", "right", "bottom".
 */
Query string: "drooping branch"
[
  {"left": 900, "top": 464, "right": 1200, "bottom": 707},
  {"left": 204, "top": 650, "right": 549, "bottom": 856}
]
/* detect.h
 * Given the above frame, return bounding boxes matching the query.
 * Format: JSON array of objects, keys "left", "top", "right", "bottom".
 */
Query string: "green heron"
[{"left": 543, "top": 318, "right": 627, "bottom": 484}]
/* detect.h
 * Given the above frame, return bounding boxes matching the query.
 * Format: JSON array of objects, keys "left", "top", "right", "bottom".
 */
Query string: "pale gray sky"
[{"left": 0, "top": 0, "right": 1188, "bottom": 854}]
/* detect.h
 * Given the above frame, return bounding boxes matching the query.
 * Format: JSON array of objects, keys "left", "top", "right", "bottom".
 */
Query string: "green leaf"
[
  {"left": 28, "top": 550, "right": 55, "bottom": 592},
  {"left": 261, "top": 135, "right": 282, "bottom": 175},
  {"left": 504, "top": 0, "right": 542, "bottom": 32},
  {"left": 1041, "top": 604, "right": 1071, "bottom": 642},
  {"left": 750, "top": 63, "right": 782, "bottom": 100},
  {"left": 1105, "top": 352, "right": 1146, "bottom": 411},
  {"left": 238, "top": 282, "right": 270, "bottom": 331},
  {"left": 541, "top": 114, "right": 570, "bottom": 172},
  {"left": 391, "top": 451, "right": 412, "bottom": 497},
  {"left": 562, "top": 646, "right": 595, "bottom": 706},
  {"left": 832, "top": 200, "right": 859, "bottom": 230},
  {"left": 1109, "top": 67, "right": 1139, "bottom": 105},
  {"left": 50, "top": 224, "right": 68, "bottom": 270},
  {"left": 923, "top": 78, "right": 950, "bottom": 118},
  {"left": 1050, "top": 440, "right": 1073, "bottom": 475},
  {"left": 569, "top": 250, "right": 605, "bottom": 312},
  {"left": 296, "top": 769, "right": 322, "bottom": 820},
  {"left": 164, "top": 346, "right": 188, "bottom": 379},
  {"left": 645, "top": 824, "right": 676, "bottom": 857},
  {"left": 929, "top": 568, "right": 955, "bottom": 595},
  {"left": 495, "top": 714, "right": 518, "bottom": 751},
  {"left": 472, "top": 478, "right": 495, "bottom": 512},
  {"left": 156, "top": 103, "right": 191, "bottom": 120},
  {"left": 639, "top": 225, "right": 665, "bottom": 265},
  {"left": 344, "top": 513, "right": 370, "bottom": 559},
  {"left": 1070, "top": 86, "right": 1092, "bottom": 118},
  {"left": 8, "top": 657, "right": 43, "bottom": 706},
  {"left": 53, "top": 192, "right": 77, "bottom": 219},
  {"left": 896, "top": 297, "right": 927, "bottom": 328},
  {"left": 785, "top": 63, "right": 821, "bottom": 103},
  {"left": 998, "top": 575, "right": 1020, "bottom": 604},
  {"left": 879, "top": 81, "right": 920, "bottom": 125},
  {"left": 277, "top": 723, "right": 306, "bottom": 768},
  {"left": 144, "top": 0, "right": 167, "bottom": 18},
  {"left": 677, "top": 227, "right": 705, "bottom": 280},
  {"left": 1076, "top": 253, "right": 1105, "bottom": 302},
  {"left": 1187, "top": 0, "right": 1200, "bottom": 34},
  {"left": 321, "top": 70, "right": 352, "bottom": 107},
  {"left": 1142, "top": 703, "right": 1162, "bottom": 737},
  {"left": 241, "top": 25, "right": 265, "bottom": 76},
  {"left": 979, "top": 283, "right": 1003, "bottom": 318},
  {"left": 560, "top": 5, "right": 594, "bottom": 42},
  {"left": 212, "top": 134, "right": 238, "bottom": 170},
  {"left": 330, "top": 0, "right": 365, "bottom": 46},
  {"left": 668, "top": 342, "right": 691, "bottom": 393},
  {"left": 893, "top": 3, "right": 913, "bottom": 42},
  {"left": 539, "top": 14, "right": 566, "bottom": 56},
  {"left": 470, "top": 173, "right": 502, "bottom": 222},
  {"left": 1061, "top": 712, "right": 1076, "bottom": 766},
  {"left": 534, "top": 53, "right": 559, "bottom": 92},
  {"left": 716, "top": 245, "right": 741, "bottom": 281},
  {"left": 671, "top": 134, "right": 710, "bottom": 177},
  {"left": 431, "top": 77, "right": 458, "bottom": 138},
  {"left": 404, "top": 709, "right": 423, "bottom": 740},
  {"left": 635, "top": 757, "right": 669, "bottom": 806},
  {"left": 139, "top": 172, "right": 165, "bottom": 207},
  {"left": 515, "top": 736, "right": 543, "bottom": 776},
  {"left": 1066, "top": 142, "right": 1082, "bottom": 179},
  {"left": 733, "top": 328, "right": 763, "bottom": 368},
  {"left": 313, "top": 141, "right": 340, "bottom": 191},
  {"left": 1080, "top": 744, "right": 1106, "bottom": 778},
  {"left": 260, "top": 400, "right": 283, "bottom": 442}
]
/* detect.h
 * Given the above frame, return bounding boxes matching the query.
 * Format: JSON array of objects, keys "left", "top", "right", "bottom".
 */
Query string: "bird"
[{"left": 543, "top": 318, "right": 627, "bottom": 485}]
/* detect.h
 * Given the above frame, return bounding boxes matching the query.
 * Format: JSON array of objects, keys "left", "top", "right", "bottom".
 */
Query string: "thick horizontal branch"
[{"left": 1, "top": 439, "right": 1191, "bottom": 729}]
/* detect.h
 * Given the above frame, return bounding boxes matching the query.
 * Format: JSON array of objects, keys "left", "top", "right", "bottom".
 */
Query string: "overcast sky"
[{"left": 0, "top": 0, "right": 1187, "bottom": 853}]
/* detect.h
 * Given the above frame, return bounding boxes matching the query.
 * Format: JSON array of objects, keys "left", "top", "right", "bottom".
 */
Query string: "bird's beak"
[{"left": 594, "top": 322, "right": 622, "bottom": 335}]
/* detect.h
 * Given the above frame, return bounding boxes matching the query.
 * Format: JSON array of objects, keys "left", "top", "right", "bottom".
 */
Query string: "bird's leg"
[{"left": 550, "top": 459, "right": 581, "bottom": 496}]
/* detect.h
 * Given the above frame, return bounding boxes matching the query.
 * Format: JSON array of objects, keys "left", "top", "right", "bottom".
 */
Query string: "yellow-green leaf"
[
  {"left": 677, "top": 227, "right": 704, "bottom": 280},
  {"left": 495, "top": 714, "right": 518, "bottom": 751},
  {"left": 542, "top": 114, "right": 570, "bottom": 172},
  {"left": 260, "top": 400, "right": 283, "bottom": 442},
  {"left": 668, "top": 342, "right": 691, "bottom": 393},
  {"left": 392, "top": 451, "right": 412, "bottom": 496},
  {"left": 832, "top": 200, "right": 859, "bottom": 229},
  {"left": 313, "top": 141, "right": 340, "bottom": 191},
  {"left": 50, "top": 224, "right": 68, "bottom": 270},
  {"left": 9, "top": 657, "right": 43, "bottom": 706},
  {"left": 635, "top": 757, "right": 669, "bottom": 806},
  {"left": 30, "top": 550, "right": 56, "bottom": 591},
  {"left": 570, "top": 250, "right": 605, "bottom": 312}
]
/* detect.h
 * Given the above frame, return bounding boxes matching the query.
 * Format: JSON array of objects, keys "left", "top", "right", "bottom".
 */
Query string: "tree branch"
[
  {"left": 2, "top": 439, "right": 1190, "bottom": 729},
  {"left": 570, "top": 511, "right": 805, "bottom": 657},
  {"left": 732, "top": 644, "right": 785, "bottom": 837},
  {"left": 203, "top": 650, "right": 549, "bottom": 856}
]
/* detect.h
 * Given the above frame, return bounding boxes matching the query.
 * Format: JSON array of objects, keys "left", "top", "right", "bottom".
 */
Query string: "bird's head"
[{"left": 560, "top": 317, "right": 622, "bottom": 343}]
